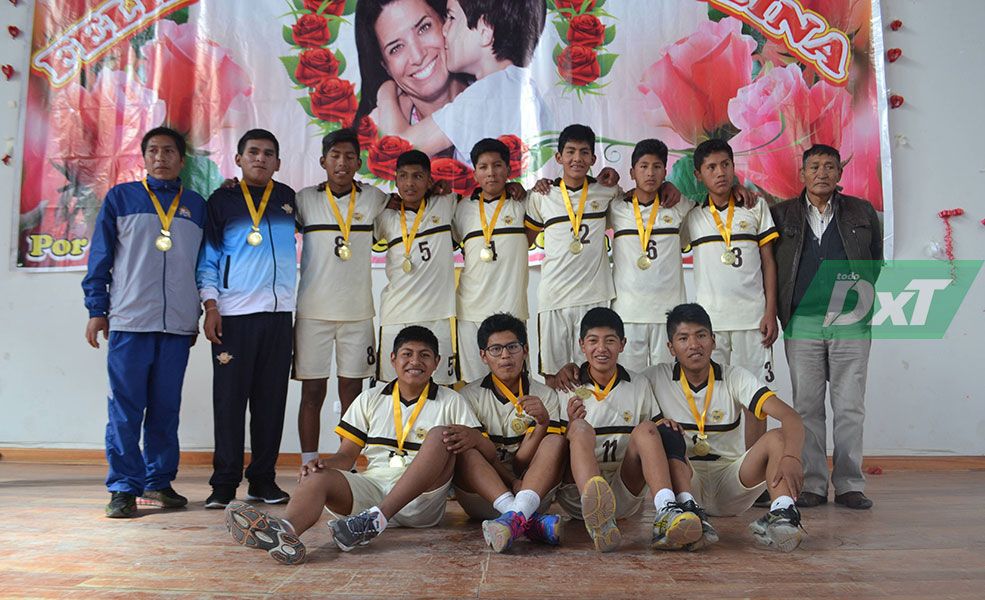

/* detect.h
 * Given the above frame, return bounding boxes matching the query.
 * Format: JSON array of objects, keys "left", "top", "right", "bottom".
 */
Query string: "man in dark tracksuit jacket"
[
  {"left": 83, "top": 127, "right": 206, "bottom": 518},
  {"left": 197, "top": 129, "right": 297, "bottom": 508},
  {"left": 770, "top": 144, "right": 883, "bottom": 511}
]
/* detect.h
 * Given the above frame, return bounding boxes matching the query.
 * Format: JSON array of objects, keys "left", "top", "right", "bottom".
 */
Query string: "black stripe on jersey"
[
  {"left": 678, "top": 419, "right": 741, "bottom": 432},
  {"left": 549, "top": 419, "right": 563, "bottom": 430},
  {"left": 302, "top": 223, "right": 374, "bottom": 234},
  {"left": 460, "top": 227, "right": 527, "bottom": 244},
  {"left": 542, "top": 211, "right": 607, "bottom": 229},
  {"left": 688, "top": 233, "right": 760, "bottom": 247},
  {"left": 487, "top": 433, "right": 526, "bottom": 445},
  {"left": 689, "top": 454, "right": 723, "bottom": 461},
  {"left": 365, "top": 437, "right": 422, "bottom": 451},
  {"left": 651, "top": 413, "right": 664, "bottom": 423},
  {"left": 594, "top": 425, "right": 635, "bottom": 435},
  {"left": 337, "top": 420, "right": 367, "bottom": 442},
  {"left": 380, "top": 379, "right": 441, "bottom": 404},
  {"left": 757, "top": 226, "right": 779, "bottom": 241},
  {"left": 525, "top": 215, "right": 545, "bottom": 230},
  {"left": 386, "top": 224, "right": 452, "bottom": 248},
  {"left": 748, "top": 386, "right": 773, "bottom": 415},
  {"left": 612, "top": 227, "right": 680, "bottom": 238}
]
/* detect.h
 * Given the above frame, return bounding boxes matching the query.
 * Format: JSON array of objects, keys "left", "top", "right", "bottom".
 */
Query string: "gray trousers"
[{"left": 784, "top": 336, "right": 871, "bottom": 495}]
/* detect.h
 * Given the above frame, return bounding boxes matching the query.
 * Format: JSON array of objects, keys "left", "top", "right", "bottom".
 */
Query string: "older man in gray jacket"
[{"left": 770, "top": 145, "right": 882, "bottom": 510}]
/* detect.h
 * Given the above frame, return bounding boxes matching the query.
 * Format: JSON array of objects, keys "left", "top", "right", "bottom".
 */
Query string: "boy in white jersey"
[
  {"left": 609, "top": 139, "right": 693, "bottom": 371},
  {"left": 642, "top": 303, "right": 807, "bottom": 552},
  {"left": 558, "top": 307, "right": 704, "bottom": 553},
  {"left": 224, "top": 326, "right": 480, "bottom": 563},
  {"left": 683, "top": 139, "right": 779, "bottom": 454},
  {"left": 524, "top": 125, "right": 620, "bottom": 388},
  {"left": 294, "top": 129, "right": 389, "bottom": 465},
  {"left": 453, "top": 313, "right": 566, "bottom": 552},
  {"left": 375, "top": 151, "right": 459, "bottom": 385},
  {"left": 454, "top": 139, "right": 531, "bottom": 382}
]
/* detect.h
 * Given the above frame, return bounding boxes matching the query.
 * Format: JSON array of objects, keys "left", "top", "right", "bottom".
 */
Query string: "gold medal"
[
  {"left": 632, "top": 191, "right": 660, "bottom": 270},
  {"left": 637, "top": 254, "right": 652, "bottom": 270},
  {"left": 560, "top": 180, "right": 589, "bottom": 256},
  {"left": 247, "top": 226, "right": 263, "bottom": 246},
  {"left": 338, "top": 242, "right": 352, "bottom": 261},
  {"left": 511, "top": 418, "right": 527, "bottom": 435},
  {"left": 401, "top": 256, "right": 413, "bottom": 273},
  {"left": 709, "top": 196, "right": 737, "bottom": 267},
  {"left": 574, "top": 387, "right": 593, "bottom": 401},
  {"left": 389, "top": 454, "right": 406, "bottom": 468},
  {"left": 721, "top": 250, "right": 736, "bottom": 265},
  {"left": 241, "top": 180, "right": 274, "bottom": 248},
  {"left": 479, "top": 246, "right": 494, "bottom": 262},
  {"left": 142, "top": 179, "right": 182, "bottom": 253},
  {"left": 155, "top": 230, "right": 172, "bottom": 252},
  {"left": 680, "top": 367, "right": 716, "bottom": 459},
  {"left": 569, "top": 238, "right": 583, "bottom": 255},
  {"left": 477, "top": 191, "right": 506, "bottom": 264},
  {"left": 391, "top": 381, "right": 430, "bottom": 469},
  {"left": 399, "top": 199, "right": 426, "bottom": 275},
  {"left": 693, "top": 435, "right": 711, "bottom": 457},
  {"left": 326, "top": 185, "right": 358, "bottom": 262}
]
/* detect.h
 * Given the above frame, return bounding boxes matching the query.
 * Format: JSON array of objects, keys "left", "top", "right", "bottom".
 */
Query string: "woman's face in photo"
[{"left": 375, "top": 0, "right": 450, "bottom": 103}]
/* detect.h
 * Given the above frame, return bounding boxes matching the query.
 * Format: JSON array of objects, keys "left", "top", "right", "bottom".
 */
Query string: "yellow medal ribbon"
[
  {"left": 392, "top": 381, "right": 430, "bottom": 456},
  {"left": 679, "top": 367, "right": 715, "bottom": 439},
  {"left": 400, "top": 199, "right": 427, "bottom": 260},
  {"left": 632, "top": 191, "right": 661, "bottom": 255},
  {"left": 478, "top": 191, "right": 507, "bottom": 248},
  {"left": 491, "top": 374, "right": 525, "bottom": 415},
  {"left": 708, "top": 195, "right": 735, "bottom": 251},
  {"left": 142, "top": 178, "right": 182, "bottom": 234},
  {"left": 325, "top": 185, "right": 358, "bottom": 245},
  {"left": 560, "top": 179, "right": 589, "bottom": 239},
  {"left": 241, "top": 179, "right": 274, "bottom": 231},
  {"left": 591, "top": 372, "right": 618, "bottom": 401}
]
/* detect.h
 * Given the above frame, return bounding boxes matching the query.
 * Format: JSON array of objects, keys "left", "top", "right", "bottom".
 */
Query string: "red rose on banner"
[
  {"left": 295, "top": 48, "right": 339, "bottom": 87},
  {"left": 310, "top": 78, "right": 358, "bottom": 124},
  {"left": 357, "top": 116, "right": 379, "bottom": 148},
  {"left": 728, "top": 64, "right": 852, "bottom": 199},
  {"left": 567, "top": 14, "right": 606, "bottom": 47},
  {"left": 555, "top": 0, "right": 596, "bottom": 17},
  {"left": 303, "top": 0, "right": 346, "bottom": 16},
  {"left": 368, "top": 136, "right": 413, "bottom": 180},
  {"left": 144, "top": 21, "right": 252, "bottom": 147},
  {"left": 432, "top": 158, "right": 477, "bottom": 196},
  {"left": 292, "top": 13, "right": 331, "bottom": 48},
  {"left": 557, "top": 45, "right": 600, "bottom": 86},
  {"left": 638, "top": 18, "right": 756, "bottom": 145},
  {"left": 497, "top": 134, "right": 530, "bottom": 179}
]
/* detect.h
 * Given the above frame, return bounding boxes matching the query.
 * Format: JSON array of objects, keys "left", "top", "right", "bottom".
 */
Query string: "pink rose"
[
  {"left": 802, "top": 0, "right": 870, "bottom": 50},
  {"left": 638, "top": 18, "right": 756, "bottom": 144},
  {"left": 839, "top": 103, "right": 883, "bottom": 211},
  {"left": 728, "top": 64, "right": 852, "bottom": 199},
  {"left": 143, "top": 21, "right": 252, "bottom": 147}
]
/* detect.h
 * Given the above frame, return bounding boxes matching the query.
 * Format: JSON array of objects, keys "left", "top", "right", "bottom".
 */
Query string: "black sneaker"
[
  {"left": 680, "top": 499, "right": 719, "bottom": 551},
  {"left": 205, "top": 486, "right": 237, "bottom": 509},
  {"left": 138, "top": 486, "right": 188, "bottom": 509},
  {"left": 246, "top": 482, "right": 290, "bottom": 504},
  {"left": 328, "top": 509, "right": 383, "bottom": 551},
  {"left": 106, "top": 492, "right": 137, "bottom": 518}
]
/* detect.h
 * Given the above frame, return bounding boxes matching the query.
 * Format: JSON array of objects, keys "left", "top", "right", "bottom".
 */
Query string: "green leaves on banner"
[
  {"left": 167, "top": 8, "right": 190, "bottom": 25},
  {"left": 597, "top": 54, "right": 618, "bottom": 78},
  {"left": 668, "top": 155, "right": 708, "bottom": 202},
  {"left": 527, "top": 142, "right": 558, "bottom": 175},
  {"left": 280, "top": 56, "right": 301, "bottom": 86},
  {"left": 335, "top": 49, "right": 347, "bottom": 76},
  {"left": 180, "top": 153, "right": 224, "bottom": 199},
  {"left": 297, "top": 95, "right": 314, "bottom": 118},
  {"left": 282, "top": 25, "right": 296, "bottom": 47}
]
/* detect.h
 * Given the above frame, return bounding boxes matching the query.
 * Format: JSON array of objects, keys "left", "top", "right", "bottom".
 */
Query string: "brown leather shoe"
[
  {"left": 834, "top": 491, "right": 873, "bottom": 510},
  {"left": 795, "top": 491, "right": 827, "bottom": 508}
]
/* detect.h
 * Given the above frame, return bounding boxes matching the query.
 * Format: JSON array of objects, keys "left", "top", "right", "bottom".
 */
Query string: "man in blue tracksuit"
[
  {"left": 197, "top": 129, "right": 297, "bottom": 508},
  {"left": 83, "top": 127, "right": 206, "bottom": 518}
]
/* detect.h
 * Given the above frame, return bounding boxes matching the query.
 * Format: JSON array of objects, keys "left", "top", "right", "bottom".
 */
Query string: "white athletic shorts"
[
  {"left": 555, "top": 467, "right": 646, "bottom": 521},
  {"left": 455, "top": 319, "right": 487, "bottom": 384},
  {"left": 712, "top": 329, "right": 777, "bottom": 386},
  {"left": 689, "top": 450, "right": 767, "bottom": 517},
  {"left": 324, "top": 466, "right": 452, "bottom": 528},
  {"left": 537, "top": 302, "right": 608, "bottom": 376},
  {"left": 377, "top": 319, "right": 456, "bottom": 385},
  {"left": 621, "top": 322, "right": 672, "bottom": 372},
  {"left": 293, "top": 317, "right": 376, "bottom": 380}
]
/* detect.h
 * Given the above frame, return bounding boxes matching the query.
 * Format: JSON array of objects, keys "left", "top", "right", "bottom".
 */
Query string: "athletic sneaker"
[
  {"left": 680, "top": 499, "right": 719, "bottom": 551},
  {"left": 137, "top": 487, "right": 188, "bottom": 509},
  {"left": 224, "top": 500, "right": 306, "bottom": 565},
  {"left": 246, "top": 482, "right": 290, "bottom": 504},
  {"left": 105, "top": 492, "right": 137, "bottom": 518},
  {"left": 580, "top": 476, "right": 621, "bottom": 553},
  {"left": 482, "top": 511, "right": 527, "bottom": 553},
  {"left": 328, "top": 509, "right": 384, "bottom": 551},
  {"left": 525, "top": 512, "right": 563, "bottom": 546},
  {"left": 749, "top": 506, "right": 806, "bottom": 552},
  {"left": 651, "top": 502, "right": 702, "bottom": 550},
  {"left": 205, "top": 486, "right": 236, "bottom": 509}
]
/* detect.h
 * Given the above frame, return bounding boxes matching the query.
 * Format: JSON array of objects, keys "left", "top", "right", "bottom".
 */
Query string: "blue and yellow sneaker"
[
  {"left": 525, "top": 512, "right": 563, "bottom": 546},
  {"left": 482, "top": 511, "right": 527, "bottom": 553}
]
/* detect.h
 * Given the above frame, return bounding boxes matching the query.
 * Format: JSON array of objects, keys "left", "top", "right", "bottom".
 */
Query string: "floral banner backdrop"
[{"left": 16, "top": 0, "right": 890, "bottom": 270}]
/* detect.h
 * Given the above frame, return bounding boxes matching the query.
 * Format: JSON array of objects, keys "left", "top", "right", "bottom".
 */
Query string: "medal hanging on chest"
[
  {"left": 709, "top": 196, "right": 736, "bottom": 265},
  {"left": 390, "top": 381, "right": 430, "bottom": 468},
  {"left": 478, "top": 192, "right": 506, "bottom": 263},
  {"left": 632, "top": 192, "right": 660, "bottom": 270},
  {"left": 326, "top": 185, "right": 358, "bottom": 261},
  {"left": 399, "top": 199, "right": 426, "bottom": 274},
  {"left": 242, "top": 180, "right": 274, "bottom": 247},
  {"left": 680, "top": 368, "right": 715, "bottom": 457},
  {"left": 560, "top": 180, "right": 588, "bottom": 255},
  {"left": 143, "top": 179, "right": 183, "bottom": 252}
]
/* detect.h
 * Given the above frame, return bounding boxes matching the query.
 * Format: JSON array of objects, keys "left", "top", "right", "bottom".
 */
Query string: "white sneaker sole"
[{"left": 581, "top": 476, "right": 621, "bottom": 553}]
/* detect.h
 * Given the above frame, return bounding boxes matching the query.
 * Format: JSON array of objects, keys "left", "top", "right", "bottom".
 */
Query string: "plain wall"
[{"left": 0, "top": 0, "right": 983, "bottom": 455}]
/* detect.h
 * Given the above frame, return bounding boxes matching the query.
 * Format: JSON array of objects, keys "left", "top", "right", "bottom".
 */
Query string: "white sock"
[
  {"left": 300, "top": 451, "right": 319, "bottom": 465},
  {"left": 492, "top": 491, "right": 516, "bottom": 514},
  {"left": 675, "top": 492, "right": 695, "bottom": 505},
  {"left": 654, "top": 488, "right": 676, "bottom": 511},
  {"left": 368, "top": 506, "right": 388, "bottom": 532},
  {"left": 513, "top": 489, "right": 541, "bottom": 518},
  {"left": 770, "top": 495, "right": 795, "bottom": 511}
]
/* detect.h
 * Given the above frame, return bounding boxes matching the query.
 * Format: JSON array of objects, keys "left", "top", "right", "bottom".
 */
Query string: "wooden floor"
[{"left": 1, "top": 462, "right": 984, "bottom": 599}]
